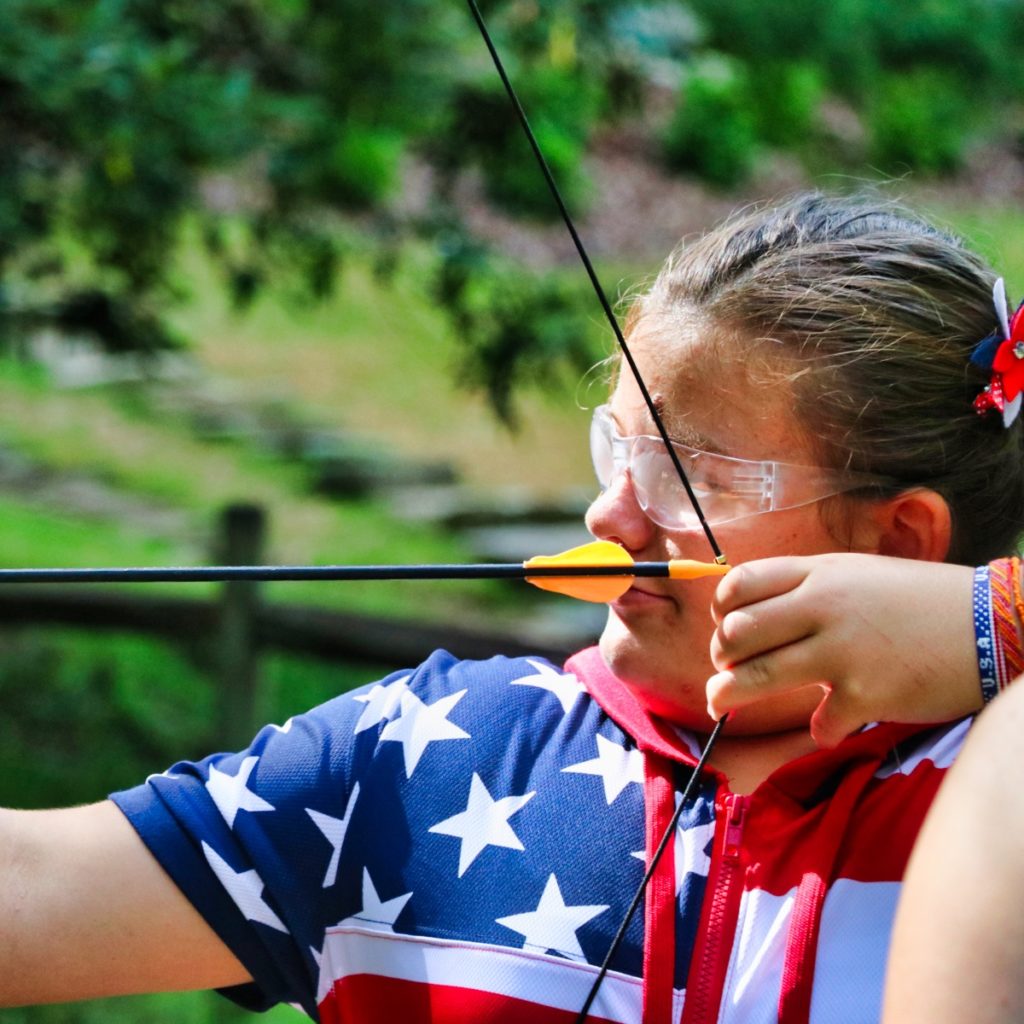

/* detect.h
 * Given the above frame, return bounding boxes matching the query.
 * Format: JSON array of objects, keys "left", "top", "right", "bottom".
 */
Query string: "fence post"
[{"left": 215, "top": 503, "right": 266, "bottom": 748}]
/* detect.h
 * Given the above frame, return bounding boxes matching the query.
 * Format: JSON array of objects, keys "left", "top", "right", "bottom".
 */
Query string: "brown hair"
[{"left": 631, "top": 192, "right": 1024, "bottom": 563}]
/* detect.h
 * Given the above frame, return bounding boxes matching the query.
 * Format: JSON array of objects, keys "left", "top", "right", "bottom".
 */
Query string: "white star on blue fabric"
[
  {"left": 496, "top": 874, "right": 609, "bottom": 962},
  {"left": 380, "top": 689, "right": 470, "bottom": 778},
  {"left": 352, "top": 675, "right": 411, "bottom": 734},
  {"left": 562, "top": 734, "right": 645, "bottom": 805},
  {"left": 306, "top": 781, "right": 361, "bottom": 888},
  {"left": 202, "top": 841, "right": 288, "bottom": 933},
  {"left": 205, "top": 756, "right": 275, "bottom": 828},
  {"left": 428, "top": 773, "right": 535, "bottom": 877},
  {"left": 510, "top": 660, "right": 584, "bottom": 714},
  {"left": 339, "top": 868, "right": 412, "bottom": 932},
  {"left": 675, "top": 810, "right": 714, "bottom": 895}
]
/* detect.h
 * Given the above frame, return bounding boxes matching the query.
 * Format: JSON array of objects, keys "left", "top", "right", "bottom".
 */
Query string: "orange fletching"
[
  {"left": 526, "top": 574, "right": 634, "bottom": 603},
  {"left": 523, "top": 541, "right": 634, "bottom": 604}
]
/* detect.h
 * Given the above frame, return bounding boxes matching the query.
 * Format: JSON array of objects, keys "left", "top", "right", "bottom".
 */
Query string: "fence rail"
[
  {"left": 0, "top": 585, "right": 578, "bottom": 665},
  {"left": 0, "top": 504, "right": 594, "bottom": 745}
]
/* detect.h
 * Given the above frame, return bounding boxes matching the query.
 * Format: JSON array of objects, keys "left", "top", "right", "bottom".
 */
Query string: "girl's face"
[{"left": 585, "top": 319, "right": 872, "bottom": 734}]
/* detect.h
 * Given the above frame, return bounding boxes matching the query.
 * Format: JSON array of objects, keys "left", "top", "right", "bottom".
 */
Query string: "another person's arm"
[
  {"left": 0, "top": 800, "right": 248, "bottom": 1007},
  {"left": 883, "top": 682, "right": 1024, "bottom": 1024}
]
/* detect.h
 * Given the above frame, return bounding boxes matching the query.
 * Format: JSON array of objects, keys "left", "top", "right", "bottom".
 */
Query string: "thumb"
[{"left": 808, "top": 686, "right": 863, "bottom": 749}]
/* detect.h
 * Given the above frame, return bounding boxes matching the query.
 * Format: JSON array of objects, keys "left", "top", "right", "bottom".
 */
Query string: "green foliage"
[
  {"left": 671, "top": 0, "right": 1024, "bottom": 185},
  {"left": 868, "top": 70, "right": 973, "bottom": 176},
  {"left": 750, "top": 62, "right": 824, "bottom": 150},
  {"left": 0, "top": 0, "right": 621, "bottom": 392},
  {"left": 683, "top": 0, "right": 1018, "bottom": 103},
  {"left": 663, "top": 56, "right": 757, "bottom": 190},
  {"left": 326, "top": 128, "right": 405, "bottom": 211},
  {"left": 433, "top": 225, "right": 604, "bottom": 425},
  {"left": 0, "top": 626, "right": 381, "bottom": 812},
  {"left": 682, "top": 0, "right": 877, "bottom": 98},
  {"left": 0, "top": 630, "right": 215, "bottom": 808},
  {"left": 868, "top": 0, "right": 1011, "bottom": 93},
  {"left": 433, "top": 60, "right": 601, "bottom": 220},
  {"left": 484, "top": 68, "right": 599, "bottom": 219}
]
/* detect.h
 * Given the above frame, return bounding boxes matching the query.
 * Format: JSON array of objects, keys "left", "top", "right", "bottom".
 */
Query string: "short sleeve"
[
  {"left": 110, "top": 660, "right": 422, "bottom": 1018},
  {"left": 109, "top": 649, "right": 629, "bottom": 1021}
]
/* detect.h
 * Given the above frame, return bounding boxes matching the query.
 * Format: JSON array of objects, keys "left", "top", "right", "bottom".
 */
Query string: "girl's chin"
[
  {"left": 598, "top": 619, "right": 822, "bottom": 736},
  {"left": 597, "top": 626, "right": 713, "bottom": 729}
]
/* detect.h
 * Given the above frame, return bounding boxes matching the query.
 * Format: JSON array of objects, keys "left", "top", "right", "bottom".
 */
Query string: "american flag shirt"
[{"left": 111, "top": 646, "right": 971, "bottom": 1024}]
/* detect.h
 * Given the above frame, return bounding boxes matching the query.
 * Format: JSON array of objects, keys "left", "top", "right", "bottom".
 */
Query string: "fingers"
[
  {"left": 706, "top": 632, "right": 831, "bottom": 719},
  {"left": 708, "top": 666, "right": 865, "bottom": 749},
  {"left": 711, "top": 556, "right": 813, "bottom": 625},
  {"left": 710, "top": 589, "right": 820, "bottom": 670}
]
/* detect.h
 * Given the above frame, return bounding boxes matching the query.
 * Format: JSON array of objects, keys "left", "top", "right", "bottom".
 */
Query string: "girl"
[{"left": 2, "top": 193, "right": 1020, "bottom": 1023}]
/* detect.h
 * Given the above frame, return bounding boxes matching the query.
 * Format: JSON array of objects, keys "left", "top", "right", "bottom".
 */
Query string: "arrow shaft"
[{"left": 0, "top": 563, "right": 677, "bottom": 585}]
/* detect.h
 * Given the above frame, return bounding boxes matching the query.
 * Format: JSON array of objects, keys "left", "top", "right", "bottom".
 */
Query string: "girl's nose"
[{"left": 585, "top": 470, "right": 657, "bottom": 553}]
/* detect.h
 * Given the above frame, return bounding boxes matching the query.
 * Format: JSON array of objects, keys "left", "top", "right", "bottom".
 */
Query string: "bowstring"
[
  {"left": 464, "top": 2, "right": 730, "bottom": 1018},
  {"left": 465, "top": 0, "right": 724, "bottom": 565}
]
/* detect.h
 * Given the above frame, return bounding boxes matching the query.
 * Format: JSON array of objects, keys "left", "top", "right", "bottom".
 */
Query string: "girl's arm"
[{"left": 0, "top": 800, "right": 250, "bottom": 1006}]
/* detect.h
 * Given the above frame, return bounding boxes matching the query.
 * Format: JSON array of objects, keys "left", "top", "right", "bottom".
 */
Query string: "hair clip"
[{"left": 973, "top": 278, "right": 1024, "bottom": 427}]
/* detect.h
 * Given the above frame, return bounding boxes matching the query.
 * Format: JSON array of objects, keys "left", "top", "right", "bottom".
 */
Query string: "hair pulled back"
[{"left": 634, "top": 192, "right": 1024, "bottom": 563}]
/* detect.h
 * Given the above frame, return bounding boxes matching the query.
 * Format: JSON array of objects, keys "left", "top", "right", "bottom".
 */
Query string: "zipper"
[{"left": 680, "top": 792, "right": 748, "bottom": 1024}]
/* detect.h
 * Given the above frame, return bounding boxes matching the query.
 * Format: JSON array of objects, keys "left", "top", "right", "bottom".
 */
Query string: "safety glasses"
[{"left": 590, "top": 404, "right": 889, "bottom": 529}]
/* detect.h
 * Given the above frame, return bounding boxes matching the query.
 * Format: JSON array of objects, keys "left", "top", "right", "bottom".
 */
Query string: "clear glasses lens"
[{"left": 589, "top": 405, "right": 877, "bottom": 529}]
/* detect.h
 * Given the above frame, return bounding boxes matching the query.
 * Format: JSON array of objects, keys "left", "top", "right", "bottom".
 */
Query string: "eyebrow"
[{"left": 646, "top": 394, "right": 727, "bottom": 455}]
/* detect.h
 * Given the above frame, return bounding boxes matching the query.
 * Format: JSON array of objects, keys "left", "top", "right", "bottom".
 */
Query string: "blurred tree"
[
  {"left": 663, "top": 55, "right": 757, "bottom": 189},
  {"left": 10, "top": 0, "right": 1022, "bottom": 420},
  {"left": 0, "top": 0, "right": 623, "bottom": 420}
]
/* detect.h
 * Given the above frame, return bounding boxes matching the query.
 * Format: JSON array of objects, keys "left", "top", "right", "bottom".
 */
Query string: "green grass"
[
  {"left": 172, "top": 238, "right": 605, "bottom": 495},
  {"left": 0, "top": 626, "right": 385, "bottom": 812},
  {"left": 0, "top": 990, "right": 300, "bottom": 1024},
  {"left": 0, "top": 497, "right": 190, "bottom": 572},
  {"left": 915, "top": 202, "right": 1024, "bottom": 282}
]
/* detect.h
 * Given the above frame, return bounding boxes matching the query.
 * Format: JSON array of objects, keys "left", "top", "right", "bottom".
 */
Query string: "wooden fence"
[{"left": 0, "top": 504, "right": 591, "bottom": 745}]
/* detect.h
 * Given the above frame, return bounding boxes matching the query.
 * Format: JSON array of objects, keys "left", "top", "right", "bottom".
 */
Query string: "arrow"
[{"left": 0, "top": 541, "right": 729, "bottom": 603}]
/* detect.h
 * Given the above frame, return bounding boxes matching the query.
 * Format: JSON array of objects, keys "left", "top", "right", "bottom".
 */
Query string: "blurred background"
[{"left": 3, "top": 0, "right": 1024, "bottom": 1019}]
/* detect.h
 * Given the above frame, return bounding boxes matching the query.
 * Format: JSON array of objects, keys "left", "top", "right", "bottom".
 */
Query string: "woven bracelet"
[
  {"left": 989, "top": 557, "right": 1024, "bottom": 690},
  {"left": 973, "top": 565, "right": 1000, "bottom": 704}
]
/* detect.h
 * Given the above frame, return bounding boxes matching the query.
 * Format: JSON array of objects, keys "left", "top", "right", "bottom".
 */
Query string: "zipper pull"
[{"left": 723, "top": 795, "right": 747, "bottom": 862}]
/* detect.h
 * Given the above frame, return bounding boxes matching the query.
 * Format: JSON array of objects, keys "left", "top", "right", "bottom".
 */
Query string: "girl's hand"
[{"left": 706, "top": 554, "right": 980, "bottom": 748}]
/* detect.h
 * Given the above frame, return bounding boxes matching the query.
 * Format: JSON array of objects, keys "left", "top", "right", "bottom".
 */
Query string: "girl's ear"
[{"left": 860, "top": 488, "right": 953, "bottom": 562}]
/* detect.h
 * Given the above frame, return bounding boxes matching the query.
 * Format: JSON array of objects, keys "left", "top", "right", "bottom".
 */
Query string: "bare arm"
[
  {"left": 883, "top": 683, "right": 1024, "bottom": 1024},
  {"left": 0, "top": 799, "right": 250, "bottom": 1007}
]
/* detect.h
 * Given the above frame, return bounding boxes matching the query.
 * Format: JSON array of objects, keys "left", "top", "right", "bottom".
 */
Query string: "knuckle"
[
  {"left": 713, "top": 610, "right": 755, "bottom": 665},
  {"left": 713, "top": 562, "right": 750, "bottom": 614},
  {"left": 744, "top": 656, "right": 774, "bottom": 691}
]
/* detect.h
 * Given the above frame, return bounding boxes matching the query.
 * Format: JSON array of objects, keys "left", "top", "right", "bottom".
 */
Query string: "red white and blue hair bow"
[{"left": 972, "top": 278, "right": 1024, "bottom": 428}]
